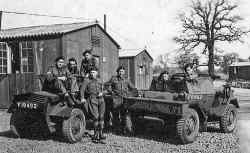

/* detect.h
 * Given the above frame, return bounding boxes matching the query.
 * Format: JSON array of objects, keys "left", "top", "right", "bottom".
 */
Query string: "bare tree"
[{"left": 174, "top": 0, "right": 248, "bottom": 76}]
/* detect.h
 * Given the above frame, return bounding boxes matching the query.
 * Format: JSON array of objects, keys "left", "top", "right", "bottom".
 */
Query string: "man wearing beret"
[
  {"left": 46, "top": 56, "right": 74, "bottom": 106},
  {"left": 80, "top": 67, "right": 107, "bottom": 143},
  {"left": 80, "top": 49, "right": 98, "bottom": 78},
  {"left": 107, "top": 66, "right": 136, "bottom": 133}
]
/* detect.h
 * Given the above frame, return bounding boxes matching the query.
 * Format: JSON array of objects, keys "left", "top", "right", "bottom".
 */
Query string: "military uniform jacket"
[
  {"left": 80, "top": 58, "right": 98, "bottom": 76},
  {"left": 150, "top": 78, "right": 171, "bottom": 92},
  {"left": 81, "top": 78, "right": 104, "bottom": 104},
  {"left": 47, "top": 66, "right": 71, "bottom": 79},
  {"left": 68, "top": 65, "right": 80, "bottom": 75},
  {"left": 108, "top": 76, "right": 135, "bottom": 97},
  {"left": 106, "top": 76, "right": 135, "bottom": 108}
]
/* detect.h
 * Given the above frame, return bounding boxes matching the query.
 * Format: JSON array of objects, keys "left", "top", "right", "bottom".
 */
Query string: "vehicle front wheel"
[
  {"left": 220, "top": 104, "right": 237, "bottom": 133},
  {"left": 10, "top": 112, "right": 29, "bottom": 138},
  {"left": 124, "top": 112, "right": 134, "bottom": 135},
  {"left": 62, "top": 108, "right": 86, "bottom": 143},
  {"left": 176, "top": 108, "right": 199, "bottom": 144}
]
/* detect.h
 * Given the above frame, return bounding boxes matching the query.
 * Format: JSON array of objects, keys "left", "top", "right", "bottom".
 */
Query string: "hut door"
[{"left": 0, "top": 42, "right": 10, "bottom": 108}]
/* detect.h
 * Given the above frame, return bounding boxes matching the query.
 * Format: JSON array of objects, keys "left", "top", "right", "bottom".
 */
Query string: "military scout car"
[
  {"left": 8, "top": 75, "right": 86, "bottom": 143},
  {"left": 123, "top": 70, "right": 239, "bottom": 144}
]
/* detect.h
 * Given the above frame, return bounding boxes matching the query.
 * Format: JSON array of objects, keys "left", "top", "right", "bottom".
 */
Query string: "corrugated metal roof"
[
  {"left": 119, "top": 49, "right": 143, "bottom": 57},
  {"left": 0, "top": 22, "right": 120, "bottom": 48},
  {"left": 0, "top": 22, "right": 95, "bottom": 39},
  {"left": 119, "top": 49, "right": 153, "bottom": 60},
  {"left": 230, "top": 62, "right": 250, "bottom": 67}
]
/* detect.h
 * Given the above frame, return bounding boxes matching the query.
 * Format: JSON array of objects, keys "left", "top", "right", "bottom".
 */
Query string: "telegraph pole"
[
  {"left": 0, "top": 11, "right": 2, "bottom": 30},
  {"left": 104, "top": 14, "right": 106, "bottom": 31}
]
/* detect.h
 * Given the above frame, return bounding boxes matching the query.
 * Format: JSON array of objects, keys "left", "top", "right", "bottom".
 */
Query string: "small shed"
[
  {"left": 119, "top": 49, "right": 153, "bottom": 90},
  {"left": 229, "top": 62, "right": 250, "bottom": 81},
  {"left": 0, "top": 22, "right": 120, "bottom": 108}
]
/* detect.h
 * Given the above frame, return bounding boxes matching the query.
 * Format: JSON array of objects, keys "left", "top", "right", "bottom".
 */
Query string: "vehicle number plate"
[{"left": 17, "top": 102, "right": 38, "bottom": 110}]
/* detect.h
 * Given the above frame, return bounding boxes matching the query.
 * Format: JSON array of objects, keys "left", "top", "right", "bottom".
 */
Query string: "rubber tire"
[
  {"left": 176, "top": 108, "right": 199, "bottom": 144},
  {"left": 220, "top": 104, "right": 237, "bottom": 133},
  {"left": 124, "top": 113, "right": 134, "bottom": 134},
  {"left": 10, "top": 112, "right": 50, "bottom": 139},
  {"left": 10, "top": 112, "right": 28, "bottom": 138},
  {"left": 62, "top": 108, "right": 86, "bottom": 143}
]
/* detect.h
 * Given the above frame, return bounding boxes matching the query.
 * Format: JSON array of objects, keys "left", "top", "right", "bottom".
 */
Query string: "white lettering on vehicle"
[
  {"left": 187, "top": 95, "right": 203, "bottom": 100},
  {"left": 17, "top": 102, "right": 38, "bottom": 109}
]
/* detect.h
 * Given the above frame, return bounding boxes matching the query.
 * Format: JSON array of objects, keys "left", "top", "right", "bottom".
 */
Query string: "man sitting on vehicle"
[
  {"left": 80, "top": 49, "right": 98, "bottom": 78},
  {"left": 184, "top": 64, "right": 198, "bottom": 83},
  {"left": 67, "top": 58, "right": 80, "bottom": 94},
  {"left": 46, "top": 56, "right": 74, "bottom": 105},
  {"left": 150, "top": 70, "right": 171, "bottom": 92}
]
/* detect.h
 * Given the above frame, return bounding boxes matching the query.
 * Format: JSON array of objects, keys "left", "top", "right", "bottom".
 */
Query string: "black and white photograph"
[{"left": 0, "top": 0, "right": 249, "bottom": 152}]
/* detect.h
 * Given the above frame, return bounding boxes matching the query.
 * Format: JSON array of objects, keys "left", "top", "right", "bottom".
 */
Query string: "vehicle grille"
[{"left": 30, "top": 94, "right": 48, "bottom": 104}]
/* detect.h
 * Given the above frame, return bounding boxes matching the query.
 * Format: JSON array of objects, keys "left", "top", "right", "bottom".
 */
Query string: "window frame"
[
  {"left": 0, "top": 42, "right": 8, "bottom": 74},
  {"left": 20, "top": 41, "right": 34, "bottom": 73}
]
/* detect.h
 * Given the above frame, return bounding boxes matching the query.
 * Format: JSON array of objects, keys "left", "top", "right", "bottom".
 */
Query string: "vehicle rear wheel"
[
  {"left": 220, "top": 104, "right": 237, "bottom": 133},
  {"left": 62, "top": 108, "right": 85, "bottom": 143},
  {"left": 176, "top": 108, "right": 199, "bottom": 144}
]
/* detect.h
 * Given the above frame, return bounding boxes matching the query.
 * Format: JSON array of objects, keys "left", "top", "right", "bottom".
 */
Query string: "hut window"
[
  {"left": 0, "top": 42, "right": 8, "bottom": 74},
  {"left": 20, "top": 41, "right": 34, "bottom": 73}
]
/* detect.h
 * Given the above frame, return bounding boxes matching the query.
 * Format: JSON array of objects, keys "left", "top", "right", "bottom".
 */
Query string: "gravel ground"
[{"left": 0, "top": 111, "right": 240, "bottom": 153}]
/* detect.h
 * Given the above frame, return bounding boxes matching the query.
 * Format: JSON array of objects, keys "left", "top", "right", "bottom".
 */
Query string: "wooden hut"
[
  {"left": 229, "top": 62, "right": 250, "bottom": 81},
  {"left": 119, "top": 49, "right": 153, "bottom": 90},
  {"left": 0, "top": 22, "right": 120, "bottom": 108}
]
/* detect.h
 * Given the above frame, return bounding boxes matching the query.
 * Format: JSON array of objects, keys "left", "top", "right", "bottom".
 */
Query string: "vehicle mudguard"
[
  {"left": 7, "top": 103, "right": 17, "bottom": 113},
  {"left": 48, "top": 104, "right": 73, "bottom": 118},
  {"left": 230, "top": 98, "right": 240, "bottom": 108}
]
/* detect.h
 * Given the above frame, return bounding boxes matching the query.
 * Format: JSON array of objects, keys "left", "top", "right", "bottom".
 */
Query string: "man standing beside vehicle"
[
  {"left": 107, "top": 66, "right": 136, "bottom": 133},
  {"left": 79, "top": 49, "right": 98, "bottom": 103},
  {"left": 80, "top": 67, "right": 107, "bottom": 143}
]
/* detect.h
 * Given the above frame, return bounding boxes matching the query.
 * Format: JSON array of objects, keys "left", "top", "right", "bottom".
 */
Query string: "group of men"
[
  {"left": 150, "top": 64, "right": 198, "bottom": 92},
  {"left": 45, "top": 49, "right": 135, "bottom": 144}
]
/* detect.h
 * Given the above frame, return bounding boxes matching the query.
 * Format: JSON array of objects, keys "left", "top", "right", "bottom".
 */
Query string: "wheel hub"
[
  {"left": 228, "top": 111, "right": 235, "bottom": 126},
  {"left": 185, "top": 117, "right": 195, "bottom": 135},
  {"left": 71, "top": 115, "right": 83, "bottom": 135}
]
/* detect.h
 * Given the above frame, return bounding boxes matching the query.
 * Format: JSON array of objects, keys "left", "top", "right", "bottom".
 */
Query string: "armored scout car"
[
  {"left": 123, "top": 71, "right": 239, "bottom": 144},
  {"left": 8, "top": 75, "right": 86, "bottom": 143}
]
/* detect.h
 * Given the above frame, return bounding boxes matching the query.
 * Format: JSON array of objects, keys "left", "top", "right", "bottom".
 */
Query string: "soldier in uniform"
[
  {"left": 184, "top": 64, "right": 198, "bottom": 82},
  {"left": 150, "top": 70, "right": 171, "bottom": 91},
  {"left": 80, "top": 49, "right": 98, "bottom": 78},
  {"left": 68, "top": 57, "right": 80, "bottom": 75},
  {"left": 81, "top": 67, "right": 107, "bottom": 143},
  {"left": 79, "top": 49, "right": 98, "bottom": 103},
  {"left": 46, "top": 56, "right": 74, "bottom": 105},
  {"left": 67, "top": 58, "right": 80, "bottom": 99},
  {"left": 107, "top": 66, "right": 136, "bottom": 132}
]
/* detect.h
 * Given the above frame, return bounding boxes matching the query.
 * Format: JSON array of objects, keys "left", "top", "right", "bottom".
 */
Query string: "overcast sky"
[{"left": 1, "top": 0, "right": 250, "bottom": 61}]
